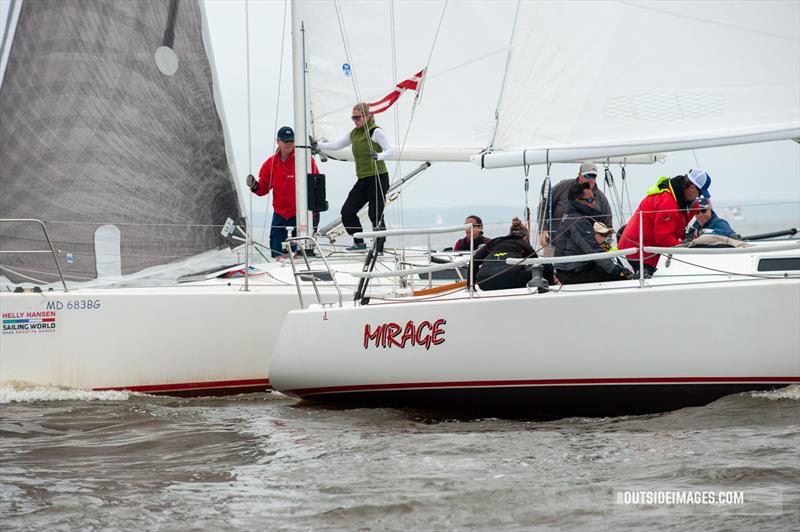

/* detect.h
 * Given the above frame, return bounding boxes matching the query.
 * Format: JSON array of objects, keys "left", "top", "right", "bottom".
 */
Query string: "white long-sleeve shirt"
[{"left": 317, "top": 127, "right": 396, "bottom": 160}]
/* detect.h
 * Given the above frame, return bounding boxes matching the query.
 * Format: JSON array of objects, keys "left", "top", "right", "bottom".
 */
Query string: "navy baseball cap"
[{"left": 277, "top": 126, "right": 294, "bottom": 141}]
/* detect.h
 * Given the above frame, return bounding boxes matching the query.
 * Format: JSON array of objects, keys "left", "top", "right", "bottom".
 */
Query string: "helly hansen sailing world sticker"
[{"left": 2, "top": 311, "right": 57, "bottom": 334}]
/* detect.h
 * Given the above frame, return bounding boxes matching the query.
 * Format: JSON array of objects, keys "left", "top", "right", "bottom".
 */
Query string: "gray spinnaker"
[{"left": 0, "top": 0, "right": 242, "bottom": 283}]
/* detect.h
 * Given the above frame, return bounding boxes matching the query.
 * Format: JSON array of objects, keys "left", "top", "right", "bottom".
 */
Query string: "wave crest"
[
  {"left": 0, "top": 381, "right": 131, "bottom": 403},
  {"left": 750, "top": 384, "right": 800, "bottom": 401}
]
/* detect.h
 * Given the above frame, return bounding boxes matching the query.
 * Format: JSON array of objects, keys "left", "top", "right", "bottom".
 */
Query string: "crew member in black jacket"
[
  {"left": 472, "top": 218, "right": 554, "bottom": 291},
  {"left": 554, "top": 182, "right": 633, "bottom": 284}
]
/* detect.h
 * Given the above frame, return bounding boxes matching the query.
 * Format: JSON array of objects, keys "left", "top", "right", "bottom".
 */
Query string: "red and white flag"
[{"left": 368, "top": 69, "right": 426, "bottom": 115}]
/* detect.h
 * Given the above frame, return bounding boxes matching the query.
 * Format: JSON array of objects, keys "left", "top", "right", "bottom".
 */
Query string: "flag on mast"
[{"left": 368, "top": 69, "right": 426, "bottom": 114}]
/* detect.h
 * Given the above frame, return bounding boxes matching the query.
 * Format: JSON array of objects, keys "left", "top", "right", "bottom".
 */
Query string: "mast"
[{"left": 291, "top": 4, "right": 310, "bottom": 239}]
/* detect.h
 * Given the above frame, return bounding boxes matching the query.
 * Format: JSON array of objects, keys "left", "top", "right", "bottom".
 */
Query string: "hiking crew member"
[
  {"left": 689, "top": 196, "right": 739, "bottom": 239},
  {"left": 315, "top": 103, "right": 395, "bottom": 252},
  {"left": 473, "top": 218, "right": 554, "bottom": 291},
  {"left": 618, "top": 169, "right": 710, "bottom": 276},
  {"left": 537, "top": 161, "right": 613, "bottom": 254},
  {"left": 247, "top": 126, "right": 319, "bottom": 258},
  {"left": 554, "top": 182, "right": 634, "bottom": 284},
  {"left": 453, "top": 215, "right": 491, "bottom": 251}
]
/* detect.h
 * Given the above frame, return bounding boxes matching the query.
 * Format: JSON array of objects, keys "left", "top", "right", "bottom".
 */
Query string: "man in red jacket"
[
  {"left": 246, "top": 126, "right": 319, "bottom": 257},
  {"left": 618, "top": 169, "right": 711, "bottom": 277}
]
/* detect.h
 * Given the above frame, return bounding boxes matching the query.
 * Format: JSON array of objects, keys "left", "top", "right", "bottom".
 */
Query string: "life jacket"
[
  {"left": 645, "top": 176, "right": 676, "bottom": 200},
  {"left": 350, "top": 120, "right": 388, "bottom": 178},
  {"left": 619, "top": 176, "right": 692, "bottom": 267}
]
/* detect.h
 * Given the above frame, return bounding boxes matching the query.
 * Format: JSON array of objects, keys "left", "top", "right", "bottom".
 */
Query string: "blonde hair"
[{"left": 353, "top": 102, "right": 372, "bottom": 118}]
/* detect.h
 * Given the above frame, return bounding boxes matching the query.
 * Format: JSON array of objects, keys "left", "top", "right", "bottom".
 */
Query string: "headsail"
[
  {"left": 0, "top": 0, "right": 242, "bottom": 283},
  {"left": 297, "top": 0, "right": 517, "bottom": 159}
]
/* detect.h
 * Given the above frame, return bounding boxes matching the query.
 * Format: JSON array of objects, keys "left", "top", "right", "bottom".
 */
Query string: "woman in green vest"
[{"left": 316, "top": 103, "right": 395, "bottom": 252}]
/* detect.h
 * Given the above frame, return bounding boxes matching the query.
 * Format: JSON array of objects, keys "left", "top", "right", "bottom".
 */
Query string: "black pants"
[
  {"left": 341, "top": 172, "right": 389, "bottom": 251},
  {"left": 629, "top": 261, "right": 657, "bottom": 278},
  {"left": 476, "top": 261, "right": 532, "bottom": 291},
  {"left": 557, "top": 263, "right": 620, "bottom": 284}
]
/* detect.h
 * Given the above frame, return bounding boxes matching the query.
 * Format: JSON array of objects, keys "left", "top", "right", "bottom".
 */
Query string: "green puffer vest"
[{"left": 350, "top": 120, "right": 387, "bottom": 179}]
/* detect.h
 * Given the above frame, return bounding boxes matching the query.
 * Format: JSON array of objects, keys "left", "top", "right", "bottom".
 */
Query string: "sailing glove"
[
  {"left": 370, "top": 151, "right": 380, "bottom": 160},
  {"left": 246, "top": 174, "right": 258, "bottom": 192}
]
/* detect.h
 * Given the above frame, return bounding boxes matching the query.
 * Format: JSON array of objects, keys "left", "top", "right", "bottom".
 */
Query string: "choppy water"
[{"left": 1, "top": 384, "right": 798, "bottom": 530}]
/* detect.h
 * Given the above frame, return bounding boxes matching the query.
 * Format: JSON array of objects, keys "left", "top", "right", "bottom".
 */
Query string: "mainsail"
[
  {"left": 296, "top": 1, "right": 799, "bottom": 166},
  {"left": 486, "top": 0, "right": 800, "bottom": 166},
  {"left": 0, "top": 0, "right": 242, "bottom": 283}
]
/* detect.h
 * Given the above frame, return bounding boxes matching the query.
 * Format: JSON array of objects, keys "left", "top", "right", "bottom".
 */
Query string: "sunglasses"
[
  {"left": 351, "top": 115, "right": 365, "bottom": 121},
  {"left": 578, "top": 197, "right": 595, "bottom": 203},
  {"left": 697, "top": 208, "right": 709, "bottom": 214},
  {"left": 583, "top": 173, "right": 598, "bottom": 179}
]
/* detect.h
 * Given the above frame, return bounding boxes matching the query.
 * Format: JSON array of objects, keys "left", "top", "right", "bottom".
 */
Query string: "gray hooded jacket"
[{"left": 553, "top": 200, "right": 620, "bottom": 274}]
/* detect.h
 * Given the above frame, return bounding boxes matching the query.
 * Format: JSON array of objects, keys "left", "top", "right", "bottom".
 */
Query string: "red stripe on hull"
[
  {"left": 96, "top": 378, "right": 271, "bottom": 396},
  {"left": 289, "top": 376, "right": 800, "bottom": 397}
]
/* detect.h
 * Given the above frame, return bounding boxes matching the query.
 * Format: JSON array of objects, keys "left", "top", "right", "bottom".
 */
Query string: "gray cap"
[{"left": 579, "top": 161, "right": 597, "bottom": 176}]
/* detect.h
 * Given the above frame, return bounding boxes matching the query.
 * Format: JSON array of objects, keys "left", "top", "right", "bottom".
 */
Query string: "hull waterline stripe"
[
  {"left": 95, "top": 378, "right": 271, "bottom": 394},
  {"left": 287, "top": 376, "right": 800, "bottom": 397}
]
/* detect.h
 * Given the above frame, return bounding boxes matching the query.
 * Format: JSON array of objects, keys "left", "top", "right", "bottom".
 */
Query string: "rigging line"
[
  {"left": 667, "top": 255, "right": 796, "bottom": 280},
  {"left": 332, "top": 1, "right": 364, "bottom": 105},
  {"left": 620, "top": 159, "right": 633, "bottom": 218},
  {"left": 389, "top": 0, "right": 400, "bottom": 184},
  {"left": 390, "top": 0, "right": 448, "bottom": 181},
  {"left": 487, "top": 0, "right": 521, "bottom": 151},
  {"left": 389, "top": 0, "right": 405, "bottom": 259},
  {"left": 0, "top": 0, "right": 17, "bottom": 70},
  {"left": 623, "top": 1, "right": 797, "bottom": 43},
  {"left": 260, "top": 0, "right": 289, "bottom": 246},
  {"left": 0, "top": 264, "right": 87, "bottom": 283},
  {"left": 244, "top": 1, "right": 253, "bottom": 175},
  {"left": 603, "top": 160, "right": 625, "bottom": 225},
  {"left": 332, "top": 1, "right": 375, "bottom": 163},
  {"left": 375, "top": 0, "right": 448, "bottom": 249},
  {"left": 691, "top": 149, "right": 701, "bottom": 169},
  {"left": 310, "top": 45, "right": 507, "bottom": 121},
  {"left": 332, "top": 0, "right": 385, "bottom": 243},
  {"left": 244, "top": 0, "right": 254, "bottom": 279},
  {"left": 423, "top": 0, "right": 448, "bottom": 75}
]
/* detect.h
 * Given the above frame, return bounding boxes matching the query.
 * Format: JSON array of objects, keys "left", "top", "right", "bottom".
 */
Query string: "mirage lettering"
[{"left": 363, "top": 319, "right": 447, "bottom": 350}]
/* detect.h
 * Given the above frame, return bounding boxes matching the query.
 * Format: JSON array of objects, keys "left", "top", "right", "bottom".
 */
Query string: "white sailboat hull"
[
  {"left": 0, "top": 252, "right": 462, "bottom": 395},
  {"left": 0, "top": 284, "right": 304, "bottom": 395},
  {"left": 270, "top": 271, "right": 800, "bottom": 418}
]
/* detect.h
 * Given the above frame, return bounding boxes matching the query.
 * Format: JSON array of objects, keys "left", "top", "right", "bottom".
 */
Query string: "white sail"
[
  {"left": 296, "top": 1, "right": 800, "bottom": 165},
  {"left": 298, "top": 0, "right": 516, "bottom": 155},
  {"left": 489, "top": 0, "right": 800, "bottom": 165}
]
